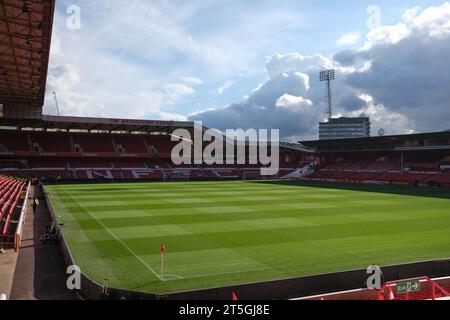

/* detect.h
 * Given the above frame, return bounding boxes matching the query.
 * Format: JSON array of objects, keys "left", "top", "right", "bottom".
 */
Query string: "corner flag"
[
  {"left": 161, "top": 243, "right": 166, "bottom": 281},
  {"left": 232, "top": 292, "right": 238, "bottom": 301},
  {"left": 387, "top": 286, "right": 395, "bottom": 300}
]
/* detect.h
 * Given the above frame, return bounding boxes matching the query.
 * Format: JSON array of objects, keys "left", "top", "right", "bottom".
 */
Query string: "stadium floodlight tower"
[
  {"left": 320, "top": 69, "right": 336, "bottom": 122},
  {"left": 52, "top": 91, "right": 61, "bottom": 116}
]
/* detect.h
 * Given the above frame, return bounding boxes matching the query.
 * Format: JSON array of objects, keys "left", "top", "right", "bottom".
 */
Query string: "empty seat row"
[
  {"left": 0, "top": 176, "right": 26, "bottom": 236},
  {"left": 0, "top": 130, "right": 176, "bottom": 154}
]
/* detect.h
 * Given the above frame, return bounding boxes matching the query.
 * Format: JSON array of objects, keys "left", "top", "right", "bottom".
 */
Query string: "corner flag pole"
[{"left": 161, "top": 243, "right": 165, "bottom": 281}]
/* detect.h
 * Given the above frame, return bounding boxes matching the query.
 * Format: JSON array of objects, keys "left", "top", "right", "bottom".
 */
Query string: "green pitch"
[{"left": 46, "top": 181, "right": 450, "bottom": 294}]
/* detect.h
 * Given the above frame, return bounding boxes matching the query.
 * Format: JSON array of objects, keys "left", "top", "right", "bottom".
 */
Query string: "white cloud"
[
  {"left": 337, "top": 32, "right": 361, "bottom": 46},
  {"left": 215, "top": 81, "right": 234, "bottom": 95},
  {"left": 349, "top": 94, "right": 414, "bottom": 136},
  {"left": 190, "top": 70, "right": 321, "bottom": 139},
  {"left": 275, "top": 94, "right": 313, "bottom": 111},
  {"left": 158, "top": 112, "right": 188, "bottom": 121},
  {"left": 164, "top": 83, "right": 195, "bottom": 96},
  {"left": 402, "top": 6, "right": 421, "bottom": 22},
  {"left": 43, "top": 5, "right": 202, "bottom": 121},
  {"left": 265, "top": 53, "right": 334, "bottom": 79},
  {"left": 44, "top": 1, "right": 450, "bottom": 139},
  {"left": 192, "top": 2, "right": 450, "bottom": 139},
  {"left": 180, "top": 76, "right": 203, "bottom": 86},
  {"left": 409, "top": 2, "right": 450, "bottom": 37},
  {"left": 362, "top": 23, "right": 411, "bottom": 50}
]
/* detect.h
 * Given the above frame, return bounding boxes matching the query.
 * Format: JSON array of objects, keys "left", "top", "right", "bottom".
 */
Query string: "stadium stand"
[
  {"left": 0, "top": 130, "right": 30, "bottom": 152},
  {"left": 300, "top": 131, "right": 450, "bottom": 187},
  {"left": 0, "top": 120, "right": 309, "bottom": 181},
  {"left": 145, "top": 135, "right": 178, "bottom": 156},
  {"left": 114, "top": 135, "right": 148, "bottom": 153},
  {"left": 0, "top": 176, "right": 26, "bottom": 237},
  {"left": 2, "top": 120, "right": 450, "bottom": 187},
  {"left": 32, "top": 132, "right": 71, "bottom": 152},
  {"left": 427, "top": 173, "right": 450, "bottom": 187},
  {"left": 72, "top": 133, "right": 116, "bottom": 153}
]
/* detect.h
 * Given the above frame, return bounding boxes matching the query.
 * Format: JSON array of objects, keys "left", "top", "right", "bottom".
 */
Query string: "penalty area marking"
[{"left": 62, "top": 188, "right": 183, "bottom": 281}]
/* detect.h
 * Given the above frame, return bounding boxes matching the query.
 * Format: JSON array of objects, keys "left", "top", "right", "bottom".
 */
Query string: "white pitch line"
[{"left": 63, "top": 188, "right": 163, "bottom": 280}]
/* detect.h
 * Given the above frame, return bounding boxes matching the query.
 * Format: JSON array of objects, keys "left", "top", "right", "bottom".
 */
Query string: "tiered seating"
[
  {"left": 213, "top": 169, "right": 241, "bottom": 179},
  {"left": 32, "top": 132, "right": 71, "bottom": 152},
  {"left": 348, "top": 171, "right": 382, "bottom": 181},
  {"left": 146, "top": 135, "right": 177, "bottom": 155},
  {"left": 328, "top": 171, "right": 355, "bottom": 180},
  {"left": 29, "top": 160, "right": 67, "bottom": 169},
  {"left": 76, "top": 169, "right": 122, "bottom": 180},
  {"left": 322, "top": 162, "right": 350, "bottom": 171},
  {"left": 306, "top": 154, "right": 446, "bottom": 185},
  {"left": 0, "top": 176, "right": 26, "bottom": 236},
  {"left": 374, "top": 172, "right": 433, "bottom": 183},
  {"left": 124, "top": 170, "right": 163, "bottom": 180},
  {"left": 114, "top": 161, "right": 147, "bottom": 169},
  {"left": 114, "top": 135, "right": 147, "bottom": 153},
  {"left": 71, "top": 161, "right": 113, "bottom": 169},
  {"left": 345, "top": 163, "right": 367, "bottom": 170},
  {"left": 406, "top": 162, "right": 438, "bottom": 172},
  {"left": 122, "top": 170, "right": 165, "bottom": 180},
  {"left": 0, "top": 130, "right": 29, "bottom": 151},
  {"left": 0, "top": 161, "right": 24, "bottom": 169},
  {"left": 147, "top": 160, "right": 172, "bottom": 169},
  {"left": 364, "top": 162, "right": 399, "bottom": 171},
  {"left": 427, "top": 173, "right": 450, "bottom": 185},
  {"left": 72, "top": 134, "right": 115, "bottom": 153},
  {"left": 121, "top": 171, "right": 137, "bottom": 179},
  {"left": 1, "top": 170, "right": 73, "bottom": 180},
  {"left": 308, "top": 170, "right": 331, "bottom": 179}
]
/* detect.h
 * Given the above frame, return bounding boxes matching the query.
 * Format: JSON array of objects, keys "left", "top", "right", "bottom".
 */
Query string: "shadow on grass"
[{"left": 251, "top": 180, "right": 450, "bottom": 200}]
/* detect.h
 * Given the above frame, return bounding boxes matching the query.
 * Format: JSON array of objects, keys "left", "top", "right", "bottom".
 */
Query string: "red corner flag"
[
  {"left": 161, "top": 243, "right": 166, "bottom": 281},
  {"left": 232, "top": 292, "right": 238, "bottom": 301}
]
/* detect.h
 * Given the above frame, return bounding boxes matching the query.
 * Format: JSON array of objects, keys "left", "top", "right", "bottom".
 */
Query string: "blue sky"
[{"left": 45, "top": 1, "right": 450, "bottom": 139}]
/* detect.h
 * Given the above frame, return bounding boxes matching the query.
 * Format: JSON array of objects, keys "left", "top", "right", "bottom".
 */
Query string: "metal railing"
[{"left": 14, "top": 181, "right": 31, "bottom": 252}]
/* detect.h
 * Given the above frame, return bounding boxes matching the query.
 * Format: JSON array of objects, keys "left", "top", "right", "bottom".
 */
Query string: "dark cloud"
[
  {"left": 190, "top": 73, "right": 320, "bottom": 138},
  {"left": 190, "top": 2, "right": 450, "bottom": 138}
]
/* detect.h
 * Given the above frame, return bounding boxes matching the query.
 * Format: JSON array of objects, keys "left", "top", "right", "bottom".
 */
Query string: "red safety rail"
[{"left": 379, "top": 276, "right": 450, "bottom": 300}]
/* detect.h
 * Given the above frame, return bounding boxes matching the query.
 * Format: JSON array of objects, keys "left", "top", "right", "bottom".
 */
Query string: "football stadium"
[{"left": 1, "top": 0, "right": 450, "bottom": 303}]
